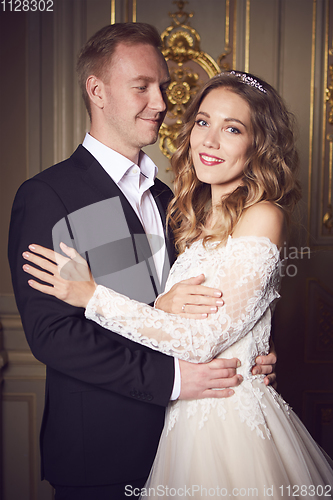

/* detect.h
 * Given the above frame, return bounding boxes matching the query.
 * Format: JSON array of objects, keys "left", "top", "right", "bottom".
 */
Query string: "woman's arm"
[
  {"left": 24, "top": 236, "right": 281, "bottom": 363},
  {"left": 86, "top": 237, "right": 281, "bottom": 363}
]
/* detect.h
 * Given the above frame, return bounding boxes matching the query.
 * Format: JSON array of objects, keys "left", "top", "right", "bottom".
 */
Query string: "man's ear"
[{"left": 86, "top": 75, "right": 105, "bottom": 110}]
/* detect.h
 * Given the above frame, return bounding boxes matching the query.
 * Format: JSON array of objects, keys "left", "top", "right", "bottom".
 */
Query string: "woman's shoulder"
[
  {"left": 241, "top": 201, "right": 285, "bottom": 223},
  {"left": 232, "top": 201, "right": 287, "bottom": 247}
]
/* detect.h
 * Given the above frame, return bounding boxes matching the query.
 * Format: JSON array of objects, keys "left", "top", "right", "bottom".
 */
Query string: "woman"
[{"left": 23, "top": 72, "right": 333, "bottom": 498}]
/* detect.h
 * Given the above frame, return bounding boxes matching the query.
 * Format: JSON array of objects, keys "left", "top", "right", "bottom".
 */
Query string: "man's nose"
[{"left": 150, "top": 87, "right": 167, "bottom": 112}]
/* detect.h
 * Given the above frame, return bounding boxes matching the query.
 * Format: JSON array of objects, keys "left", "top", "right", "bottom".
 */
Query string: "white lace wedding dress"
[{"left": 85, "top": 236, "right": 333, "bottom": 499}]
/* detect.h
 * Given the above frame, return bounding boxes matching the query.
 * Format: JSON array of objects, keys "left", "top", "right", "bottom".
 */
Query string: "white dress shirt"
[{"left": 82, "top": 133, "right": 180, "bottom": 400}]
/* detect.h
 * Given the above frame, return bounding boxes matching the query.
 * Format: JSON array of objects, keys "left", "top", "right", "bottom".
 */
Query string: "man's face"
[{"left": 99, "top": 42, "right": 170, "bottom": 162}]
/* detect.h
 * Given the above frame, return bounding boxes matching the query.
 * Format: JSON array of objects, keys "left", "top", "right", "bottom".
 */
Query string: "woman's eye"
[
  {"left": 226, "top": 126, "right": 240, "bottom": 134},
  {"left": 195, "top": 119, "right": 208, "bottom": 127}
]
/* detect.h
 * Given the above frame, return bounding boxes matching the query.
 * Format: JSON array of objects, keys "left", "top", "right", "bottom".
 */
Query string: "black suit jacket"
[{"left": 8, "top": 145, "right": 176, "bottom": 486}]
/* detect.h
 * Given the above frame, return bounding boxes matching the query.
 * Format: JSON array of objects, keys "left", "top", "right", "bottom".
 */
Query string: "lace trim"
[
  {"left": 166, "top": 381, "right": 292, "bottom": 440},
  {"left": 166, "top": 378, "right": 271, "bottom": 439},
  {"left": 267, "top": 386, "right": 291, "bottom": 415}
]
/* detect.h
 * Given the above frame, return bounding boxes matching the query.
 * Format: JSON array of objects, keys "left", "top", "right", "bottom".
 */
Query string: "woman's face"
[{"left": 190, "top": 87, "right": 252, "bottom": 204}]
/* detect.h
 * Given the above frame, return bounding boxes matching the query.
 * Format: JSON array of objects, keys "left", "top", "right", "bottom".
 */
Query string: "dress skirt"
[{"left": 142, "top": 380, "right": 333, "bottom": 499}]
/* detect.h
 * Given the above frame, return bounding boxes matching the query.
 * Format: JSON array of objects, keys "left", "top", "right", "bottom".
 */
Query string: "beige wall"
[{"left": 1, "top": 1, "right": 333, "bottom": 499}]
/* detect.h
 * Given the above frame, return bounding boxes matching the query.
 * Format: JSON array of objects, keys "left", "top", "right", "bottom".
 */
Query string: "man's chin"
[{"left": 140, "top": 130, "right": 159, "bottom": 148}]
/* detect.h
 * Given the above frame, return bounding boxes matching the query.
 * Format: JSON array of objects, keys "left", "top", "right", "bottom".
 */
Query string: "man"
[{"left": 8, "top": 23, "right": 275, "bottom": 499}]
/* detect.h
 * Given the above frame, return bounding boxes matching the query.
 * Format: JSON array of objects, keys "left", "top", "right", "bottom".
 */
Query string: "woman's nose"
[{"left": 203, "top": 129, "right": 220, "bottom": 149}]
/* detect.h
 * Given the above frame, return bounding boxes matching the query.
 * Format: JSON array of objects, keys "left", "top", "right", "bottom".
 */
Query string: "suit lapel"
[
  {"left": 149, "top": 183, "right": 176, "bottom": 291},
  {"left": 76, "top": 146, "right": 161, "bottom": 294},
  {"left": 81, "top": 153, "right": 143, "bottom": 235}
]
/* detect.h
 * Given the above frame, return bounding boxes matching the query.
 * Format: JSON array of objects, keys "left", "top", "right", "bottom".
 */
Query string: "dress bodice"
[{"left": 163, "top": 236, "right": 277, "bottom": 379}]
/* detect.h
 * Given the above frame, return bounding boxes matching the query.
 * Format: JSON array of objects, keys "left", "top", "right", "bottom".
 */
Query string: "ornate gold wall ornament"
[{"left": 159, "top": 1, "right": 220, "bottom": 160}]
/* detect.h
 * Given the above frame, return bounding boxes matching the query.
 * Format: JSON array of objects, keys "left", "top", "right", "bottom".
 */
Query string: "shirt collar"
[{"left": 82, "top": 133, "right": 158, "bottom": 186}]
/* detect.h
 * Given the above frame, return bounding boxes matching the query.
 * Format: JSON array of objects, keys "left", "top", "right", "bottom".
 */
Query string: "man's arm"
[
  {"left": 252, "top": 340, "right": 277, "bottom": 387},
  {"left": 9, "top": 178, "right": 174, "bottom": 405},
  {"left": 179, "top": 358, "right": 242, "bottom": 399}
]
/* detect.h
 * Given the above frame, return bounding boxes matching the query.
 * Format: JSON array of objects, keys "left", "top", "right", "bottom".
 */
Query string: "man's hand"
[
  {"left": 155, "top": 274, "right": 224, "bottom": 319},
  {"left": 178, "top": 358, "right": 242, "bottom": 400},
  {"left": 252, "top": 352, "right": 277, "bottom": 388}
]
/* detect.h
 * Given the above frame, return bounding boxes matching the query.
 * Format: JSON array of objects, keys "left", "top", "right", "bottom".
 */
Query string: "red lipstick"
[{"left": 199, "top": 153, "right": 224, "bottom": 166}]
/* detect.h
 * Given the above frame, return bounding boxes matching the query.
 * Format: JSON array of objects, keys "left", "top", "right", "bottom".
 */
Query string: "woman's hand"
[
  {"left": 155, "top": 275, "right": 224, "bottom": 319},
  {"left": 22, "top": 242, "right": 96, "bottom": 308}
]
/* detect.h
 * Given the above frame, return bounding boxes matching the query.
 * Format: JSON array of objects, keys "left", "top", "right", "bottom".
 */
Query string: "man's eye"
[{"left": 137, "top": 86, "right": 147, "bottom": 91}]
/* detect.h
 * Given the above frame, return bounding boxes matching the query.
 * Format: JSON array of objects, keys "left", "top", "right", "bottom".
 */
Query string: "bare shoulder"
[{"left": 232, "top": 201, "right": 287, "bottom": 247}]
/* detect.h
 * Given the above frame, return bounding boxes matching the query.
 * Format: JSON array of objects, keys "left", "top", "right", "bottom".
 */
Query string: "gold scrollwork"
[{"left": 159, "top": 1, "right": 220, "bottom": 160}]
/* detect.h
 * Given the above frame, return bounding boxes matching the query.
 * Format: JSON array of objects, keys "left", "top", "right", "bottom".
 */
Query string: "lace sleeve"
[{"left": 85, "top": 237, "right": 281, "bottom": 363}]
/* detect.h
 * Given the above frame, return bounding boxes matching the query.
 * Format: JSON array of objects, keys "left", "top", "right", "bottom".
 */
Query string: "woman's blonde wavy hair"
[{"left": 167, "top": 72, "right": 301, "bottom": 255}]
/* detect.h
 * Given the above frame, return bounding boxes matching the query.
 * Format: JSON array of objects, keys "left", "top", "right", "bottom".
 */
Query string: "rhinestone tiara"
[{"left": 226, "top": 71, "right": 267, "bottom": 94}]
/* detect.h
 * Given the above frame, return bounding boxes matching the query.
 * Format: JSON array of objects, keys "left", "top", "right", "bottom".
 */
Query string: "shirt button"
[{"left": 132, "top": 168, "right": 138, "bottom": 174}]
